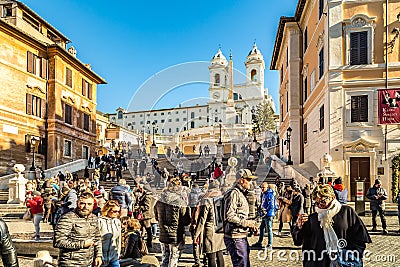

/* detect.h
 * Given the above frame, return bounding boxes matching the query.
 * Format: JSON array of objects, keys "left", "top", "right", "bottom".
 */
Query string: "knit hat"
[
  {"left": 93, "top": 190, "right": 101, "bottom": 196},
  {"left": 374, "top": 179, "right": 382, "bottom": 185}
]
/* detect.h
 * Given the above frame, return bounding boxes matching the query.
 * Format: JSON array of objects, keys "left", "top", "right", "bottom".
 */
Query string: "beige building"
[
  {"left": 0, "top": 0, "right": 106, "bottom": 175},
  {"left": 271, "top": 0, "right": 400, "bottom": 201}
]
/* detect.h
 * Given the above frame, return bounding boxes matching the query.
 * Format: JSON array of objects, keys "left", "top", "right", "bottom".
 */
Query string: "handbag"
[{"left": 23, "top": 209, "right": 32, "bottom": 221}]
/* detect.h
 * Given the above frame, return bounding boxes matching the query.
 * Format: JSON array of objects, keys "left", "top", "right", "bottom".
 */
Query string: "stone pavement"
[{"left": 5, "top": 215, "right": 400, "bottom": 267}]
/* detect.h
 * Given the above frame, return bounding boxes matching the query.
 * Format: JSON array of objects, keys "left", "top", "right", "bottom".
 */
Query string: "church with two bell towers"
[{"left": 208, "top": 43, "right": 275, "bottom": 127}]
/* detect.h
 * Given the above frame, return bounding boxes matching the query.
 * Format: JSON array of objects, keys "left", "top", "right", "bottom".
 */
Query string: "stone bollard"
[
  {"left": 33, "top": 250, "right": 53, "bottom": 267},
  {"left": 8, "top": 164, "right": 28, "bottom": 204}
]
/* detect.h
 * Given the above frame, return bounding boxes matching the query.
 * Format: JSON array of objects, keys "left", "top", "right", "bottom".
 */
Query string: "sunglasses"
[
  {"left": 314, "top": 196, "right": 330, "bottom": 205},
  {"left": 110, "top": 210, "right": 120, "bottom": 213}
]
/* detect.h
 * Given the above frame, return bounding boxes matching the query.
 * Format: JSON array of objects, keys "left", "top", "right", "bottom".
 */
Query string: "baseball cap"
[{"left": 239, "top": 169, "right": 257, "bottom": 179}]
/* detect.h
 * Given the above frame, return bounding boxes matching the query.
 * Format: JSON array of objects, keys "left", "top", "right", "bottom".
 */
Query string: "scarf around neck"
[{"left": 315, "top": 199, "right": 342, "bottom": 254}]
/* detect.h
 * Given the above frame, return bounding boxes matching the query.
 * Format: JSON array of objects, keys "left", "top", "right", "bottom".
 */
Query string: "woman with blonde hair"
[
  {"left": 122, "top": 218, "right": 146, "bottom": 259},
  {"left": 293, "top": 184, "right": 371, "bottom": 267},
  {"left": 98, "top": 200, "right": 122, "bottom": 267}
]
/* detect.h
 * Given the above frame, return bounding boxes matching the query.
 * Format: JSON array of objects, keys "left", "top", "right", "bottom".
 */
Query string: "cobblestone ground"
[{"left": 6, "top": 215, "right": 400, "bottom": 267}]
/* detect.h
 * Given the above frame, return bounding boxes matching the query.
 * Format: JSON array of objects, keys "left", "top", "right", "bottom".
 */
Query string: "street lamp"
[
  {"left": 151, "top": 121, "right": 157, "bottom": 146},
  {"left": 218, "top": 119, "right": 222, "bottom": 145},
  {"left": 30, "top": 136, "right": 40, "bottom": 171},
  {"left": 284, "top": 126, "right": 293, "bottom": 165}
]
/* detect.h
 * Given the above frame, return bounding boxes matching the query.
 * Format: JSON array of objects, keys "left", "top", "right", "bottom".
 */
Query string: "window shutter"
[
  {"left": 360, "top": 95, "right": 368, "bottom": 122},
  {"left": 41, "top": 98, "right": 46, "bottom": 119},
  {"left": 40, "top": 58, "right": 48, "bottom": 79},
  {"left": 304, "top": 123, "right": 308, "bottom": 143},
  {"left": 26, "top": 94, "right": 32, "bottom": 115},
  {"left": 82, "top": 78, "right": 86, "bottom": 96},
  {"left": 66, "top": 68, "right": 72, "bottom": 87},
  {"left": 350, "top": 32, "right": 359, "bottom": 65},
  {"left": 76, "top": 109, "right": 81, "bottom": 128},
  {"left": 351, "top": 97, "right": 359, "bottom": 122},
  {"left": 88, "top": 83, "right": 92, "bottom": 100},
  {"left": 27, "top": 51, "right": 33, "bottom": 73},
  {"left": 92, "top": 120, "right": 97, "bottom": 134},
  {"left": 359, "top": 31, "right": 368, "bottom": 64},
  {"left": 319, "top": 48, "right": 324, "bottom": 79}
]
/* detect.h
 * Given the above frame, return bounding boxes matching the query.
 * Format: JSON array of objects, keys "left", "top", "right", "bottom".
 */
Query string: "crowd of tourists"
[{"left": 0, "top": 150, "right": 398, "bottom": 267}]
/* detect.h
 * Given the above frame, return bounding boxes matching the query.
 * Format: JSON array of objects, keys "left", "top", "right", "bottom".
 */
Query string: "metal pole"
[{"left": 218, "top": 123, "right": 222, "bottom": 144}]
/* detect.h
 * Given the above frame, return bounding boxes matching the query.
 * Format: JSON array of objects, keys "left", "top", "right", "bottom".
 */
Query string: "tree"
[{"left": 255, "top": 101, "right": 277, "bottom": 132}]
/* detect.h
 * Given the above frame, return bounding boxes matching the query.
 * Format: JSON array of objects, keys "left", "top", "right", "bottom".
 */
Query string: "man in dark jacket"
[
  {"left": 366, "top": 179, "right": 388, "bottom": 234},
  {"left": 290, "top": 185, "right": 304, "bottom": 230},
  {"left": 223, "top": 169, "right": 258, "bottom": 267},
  {"left": 54, "top": 192, "right": 102, "bottom": 267},
  {"left": 155, "top": 177, "right": 190, "bottom": 267},
  {"left": 0, "top": 219, "right": 18, "bottom": 267},
  {"left": 139, "top": 159, "right": 147, "bottom": 177},
  {"left": 110, "top": 179, "right": 133, "bottom": 217}
]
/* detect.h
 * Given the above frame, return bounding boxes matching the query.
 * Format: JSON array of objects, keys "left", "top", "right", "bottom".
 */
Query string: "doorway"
[{"left": 349, "top": 157, "right": 370, "bottom": 201}]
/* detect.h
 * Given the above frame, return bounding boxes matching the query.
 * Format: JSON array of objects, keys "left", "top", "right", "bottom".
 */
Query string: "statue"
[{"left": 8, "top": 164, "right": 28, "bottom": 204}]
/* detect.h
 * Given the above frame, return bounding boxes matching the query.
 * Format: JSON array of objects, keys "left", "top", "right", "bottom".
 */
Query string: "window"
[
  {"left": 26, "top": 94, "right": 44, "bottom": 118},
  {"left": 310, "top": 69, "right": 316, "bottom": 91},
  {"left": 199, "top": 116, "right": 202, "bottom": 120},
  {"left": 280, "top": 66, "right": 283, "bottom": 84},
  {"left": 191, "top": 112, "right": 195, "bottom": 119},
  {"left": 199, "top": 109, "right": 202, "bottom": 112},
  {"left": 118, "top": 111, "right": 123, "bottom": 119},
  {"left": 169, "top": 128, "right": 172, "bottom": 133},
  {"left": 303, "top": 76, "right": 308, "bottom": 103},
  {"left": 304, "top": 28, "right": 308, "bottom": 53},
  {"left": 191, "top": 121, "right": 195, "bottom": 128},
  {"left": 132, "top": 115, "right": 135, "bottom": 118},
  {"left": 280, "top": 104, "right": 284, "bottom": 122},
  {"left": 64, "top": 140, "right": 72, "bottom": 157},
  {"left": 161, "top": 129, "right": 164, "bottom": 134},
  {"left": 251, "top": 69, "right": 257, "bottom": 82},
  {"left": 183, "top": 118, "right": 187, "bottom": 121},
  {"left": 215, "top": 73, "right": 220, "bottom": 86},
  {"left": 168, "top": 112, "right": 171, "bottom": 115},
  {"left": 83, "top": 113, "right": 90, "bottom": 131},
  {"left": 350, "top": 31, "right": 368, "bottom": 65},
  {"left": 161, "top": 119, "right": 165, "bottom": 123},
  {"left": 132, "top": 122, "right": 136, "bottom": 125},
  {"left": 154, "top": 120, "right": 158, "bottom": 123},
  {"left": 351, "top": 95, "right": 368, "bottom": 122},
  {"left": 161, "top": 112, "right": 164, "bottom": 116},
  {"left": 140, "top": 114, "right": 143, "bottom": 117},
  {"left": 286, "top": 47, "right": 289, "bottom": 67},
  {"left": 154, "top": 113, "right": 157, "bottom": 116},
  {"left": 168, "top": 119, "right": 172, "bottom": 122},
  {"left": 140, "top": 121, "right": 143, "bottom": 125},
  {"left": 176, "top": 118, "right": 179, "bottom": 122},
  {"left": 319, "top": 0, "right": 324, "bottom": 19},
  {"left": 82, "top": 146, "right": 89, "bottom": 159},
  {"left": 66, "top": 67, "right": 72, "bottom": 87},
  {"left": 319, "top": 105, "right": 325, "bottom": 131},
  {"left": 2, "top": 5, "right": 12, "bottom": 17},
  {"left": 82, "top": 79, "right": 92, "bottom": 99},
  {"left": 147, "top": 114, "right": 150, "bottom": 117},
  {"left": 27, "top": 51, "right": 47, "bottom": 79},
  {"left": 183, "top": 110, "right": 186, "bottom": 114},
  {"left": 176, "top": 128, "right": 179, "bottom": 132},
  {"left": 175, "top": 111, "right": 179, "bottom": 114},
  {"left": 64, "top": 104, "right": 72, "bottom": 125},
  {"left": 304, "top": 123, "right": 308, "bottom": 144},
  {"left": 319, "top": 48, "right": 324, "bottom": 79}
]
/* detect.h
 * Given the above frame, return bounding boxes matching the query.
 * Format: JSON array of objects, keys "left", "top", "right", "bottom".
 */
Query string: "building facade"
[
  {"left": 0, "top": 0, "right": 106, "bottom": 175},
  {"left": 271, "top": 0, "right": 400, "bottom": 200}
]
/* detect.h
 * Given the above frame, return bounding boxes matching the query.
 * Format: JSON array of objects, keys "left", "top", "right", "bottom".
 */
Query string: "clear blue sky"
[{"left": 22, "top": 0, "right": 298, "bottom": 113}]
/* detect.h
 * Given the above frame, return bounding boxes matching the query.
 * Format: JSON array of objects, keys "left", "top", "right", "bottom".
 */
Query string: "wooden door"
[{"left": 350, "top": 157, "right": 370, "bottom": 201}]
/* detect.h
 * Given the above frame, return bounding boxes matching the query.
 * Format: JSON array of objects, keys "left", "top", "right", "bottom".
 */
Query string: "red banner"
[{"left": 378, "top": 89, "right": 400, "bottom": 124}]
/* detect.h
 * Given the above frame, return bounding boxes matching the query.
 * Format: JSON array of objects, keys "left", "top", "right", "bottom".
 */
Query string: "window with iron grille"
[
  {"left": 65, "top": 104, "right": 72, "bottom": 125},
  {"left": 351, "top": 95, "right": 368, "bottom": 122},
  {"left": 64, "top": 140, "right": 72, "bottom": 157},
  {"left": 83, "top": 113, "right": 90, "bottom": 131},
  {"left": 350, "top": 31, "right": 368, "bottom": 65}
]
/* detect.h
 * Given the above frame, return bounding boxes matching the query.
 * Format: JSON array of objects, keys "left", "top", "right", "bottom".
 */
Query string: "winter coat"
[
  {"left": 137, "top": 191, "right": 156, "bottom": 228},
  {"left": 366, "top": 186, "right": 388, "bottom": 210},
  {"left": 60, "top": 189, "right": 77, "bottom": 215},
  {"left": 109, "top": 185, "right": 133, "bottom": 209},
  {"left": 155, "top": 187, "right": 191, "bottom": 244},
  {"left": 98, "top": 216, "right": 121, "bottom": 265},
  {"left": 122, "top": 231, "right": 144, "bottom": 259},
  {"left": 0, "top": 219, "right": 18, "bottom": 267},
  {"left": 53, "top": 210, "right": 102, "bottom": 267},
  {"left": 278, "top": 192, "right": 292, "bottom": 223},
  {"left": 26, "top": 196, "right": 44, "bottom": 215},
  {"left": 223, "top": 183, "right": 251, "bottom": 238},
  {"left": 261, "top": 188, "right": 278, "bottom": 217},
  {"left": 194, "top": 195, "right": 225, "bottom": 254},
  {"left": 290, "top": 193, "right": 304, "bottom": 218}
]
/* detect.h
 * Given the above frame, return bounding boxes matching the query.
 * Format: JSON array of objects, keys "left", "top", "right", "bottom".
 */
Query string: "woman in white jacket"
[{"left": 98, "top": 200, "right": 122, "bottom": 267}]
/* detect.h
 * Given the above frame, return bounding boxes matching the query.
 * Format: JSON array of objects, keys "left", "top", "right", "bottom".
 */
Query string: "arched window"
[
  {"left": 117, "top": 110, "right": 123, "bottom": 119},
  {"left": 251, "top": 69, "right": 257, "bottom": 82},
  {"left": 214, "top": 73, "right": 220, "bottom": 86}
]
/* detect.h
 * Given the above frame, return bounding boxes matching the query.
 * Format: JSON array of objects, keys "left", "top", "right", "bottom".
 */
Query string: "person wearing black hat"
[{"left": 366, "top": 179, "right": 388, "bottom": 234}]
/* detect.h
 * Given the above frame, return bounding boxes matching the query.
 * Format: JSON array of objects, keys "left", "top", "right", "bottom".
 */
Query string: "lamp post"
[
  {"left": 218, "top": 119, "right": 222, "bottom": 145},
  {"left": 151, "top": 121, "right": 157, "bottom": 146},
  {"left": 284, "top": 126, "right": 293, "bottom": 165},
  {"left": 30, "top": 136, "right": 39, "bottom": 171}
]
